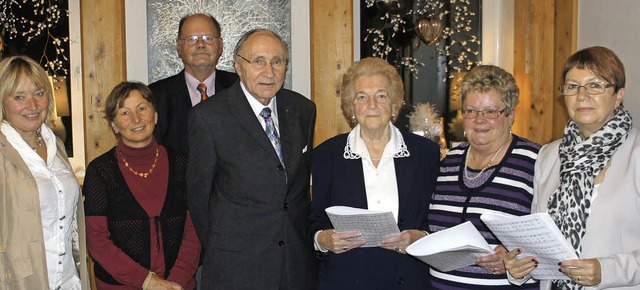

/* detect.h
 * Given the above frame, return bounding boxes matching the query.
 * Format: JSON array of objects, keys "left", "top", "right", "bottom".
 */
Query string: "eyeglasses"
[
  {"left": 236, "top": 54, "right": 287, "bottom": 70},
  {"left": 461, "top": 108, "right": 508, "bottom": 119},
  {"left": 559, "top": 82, "right": 615, "bottom": 96},
  {"left": 179, "top": 35, "right": 221, "bottom": 46}
]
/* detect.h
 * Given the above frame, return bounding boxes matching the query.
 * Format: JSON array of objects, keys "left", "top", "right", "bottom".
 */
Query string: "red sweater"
[{"left": 86, "top": 139, "right": 200, "bottom": 289}]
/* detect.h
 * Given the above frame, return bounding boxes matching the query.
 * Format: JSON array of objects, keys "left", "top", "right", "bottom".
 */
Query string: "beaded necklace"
[
  {"left": 32, "top": 132, "right": 44, "bottom": 151},
  {"left": 464, "top": 136, "right": 510, "bottom": 180},
  {"left": 118, "top": 147, "right": 159, "bottom": 178}
]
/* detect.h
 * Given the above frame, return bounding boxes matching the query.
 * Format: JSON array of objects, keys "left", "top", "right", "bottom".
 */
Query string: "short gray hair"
[{"left": 233, "top": 29, "right": 289, "bottom": 61}]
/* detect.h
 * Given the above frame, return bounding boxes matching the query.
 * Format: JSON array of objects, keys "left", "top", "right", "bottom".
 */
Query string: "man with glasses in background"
[
  {"left": 187, "top": 29, "right": 318, "bottom": 289},
  {"left": 150, "top": 13, "right": 238, "bottom": 154}
]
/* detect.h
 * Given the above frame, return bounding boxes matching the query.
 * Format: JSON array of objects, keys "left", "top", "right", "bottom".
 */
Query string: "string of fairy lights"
[
  {"left": 363, "top": 0, "right": 480, "bottom": 79},
  {"left": 1, "top": 0, "right": 69, "bottom": 77}
]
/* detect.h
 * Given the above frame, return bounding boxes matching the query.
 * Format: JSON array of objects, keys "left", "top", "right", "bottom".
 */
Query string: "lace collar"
[{"left": 343, "top": 122, "right": 410, "bottom": 160}]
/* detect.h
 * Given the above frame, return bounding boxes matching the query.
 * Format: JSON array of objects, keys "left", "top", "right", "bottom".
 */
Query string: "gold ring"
[
  {"left": 343, "top": 246, "right": 348, "bottom": 251},
  {"left": 577, "top": 276, "right": 581, "bottom": 281},
  {"left": 395, "top": 247, "right": 402, "bottom": 253},
  {"left": 493, "top": 267, "right": 498, "bottom": 273}
]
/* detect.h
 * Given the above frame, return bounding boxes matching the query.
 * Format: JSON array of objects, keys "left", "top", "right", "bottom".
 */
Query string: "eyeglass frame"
[
  {"left": 235, "top": 54, "right": 287, "bottom": 70},
  {"left": 178, "top": 34, "right": 221, "bottom": 46},
  {"left": 558, "top": 81, "right": 615, "bottom": 96},
  {"left": 461, "top": 108, "right": 509, "bottom": 119}
]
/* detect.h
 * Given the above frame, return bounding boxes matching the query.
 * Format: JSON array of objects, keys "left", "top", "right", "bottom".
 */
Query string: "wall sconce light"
[
  {"left": 448, "top": 71, "right": 467, "bottom": 111},
  {"left": 0, "top": 27, "right": 4, "bottom": 57},
  {"left": 48, "top": 76, "right": 70, "bottom": 141}
]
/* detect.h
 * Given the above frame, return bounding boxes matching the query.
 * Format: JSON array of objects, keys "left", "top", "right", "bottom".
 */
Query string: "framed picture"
[{"left": 125, "top": 0, "right": 310, "bottom": 97}]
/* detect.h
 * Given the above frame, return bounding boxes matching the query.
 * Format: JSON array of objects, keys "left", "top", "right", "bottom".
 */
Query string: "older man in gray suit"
[{"left": 186, "top": 29, "right": 318, "bottom": 289}]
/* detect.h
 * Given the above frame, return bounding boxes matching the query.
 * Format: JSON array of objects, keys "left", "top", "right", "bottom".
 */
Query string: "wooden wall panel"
[
  {"left": 513, "top": 1, "right": 531, "bottom": 140},
  {"left": 513, "top": 0, "right": 556, "bottom": 144},
  {"left": 310, "top": 0, "right": 353, "bottom": 147},
  {"left": 553, "top": 0, "right": 578, "bottom": 139},
  {"left": 513, "top": 0, "right": 577, "bottom": 145},
  {"left": 74, "top": 1, "right": 577, "bottom": 160},
  {"left": 81, "top": 0, "right": 127, "bottom": 164}
]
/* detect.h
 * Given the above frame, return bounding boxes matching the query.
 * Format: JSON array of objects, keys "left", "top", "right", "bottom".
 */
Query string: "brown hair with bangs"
[
  {"left": 562, "top": 46, "right": 625, "bottom": 93},
  {"left": 104, "top": 81, "right": 156, "bottom": 125}
]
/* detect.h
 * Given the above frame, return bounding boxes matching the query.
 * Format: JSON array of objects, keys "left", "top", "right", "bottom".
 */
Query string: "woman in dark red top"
[{"left": 83, "top": 81, "right": 200, "bottom": 290}]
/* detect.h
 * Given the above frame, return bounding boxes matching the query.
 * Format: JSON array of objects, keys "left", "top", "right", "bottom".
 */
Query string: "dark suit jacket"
[
  {"left": 187, "top": 82, "right": 318, "bottom": 289},
  {"left": 308, "top": 131, "right": 440, "bottom": 290},
  {"left": 150, "top": 69, "right": 238, "bottom": 154}
]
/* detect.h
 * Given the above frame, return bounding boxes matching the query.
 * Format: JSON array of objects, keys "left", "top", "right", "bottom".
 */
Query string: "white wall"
[
  {"left": 68, "top": 0, "right": 86, "bottom": 173},
  {"left": 578, "top": 0, "right": 640, "bottom": 121},
  {"left": 482, "top": 0, "right": 514, "bottom": 73}
]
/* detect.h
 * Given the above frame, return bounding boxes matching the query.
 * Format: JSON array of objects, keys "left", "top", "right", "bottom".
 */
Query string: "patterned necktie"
[
  {"left": 197, "top": 83, "right": 208, "bottom": 101},
  {"left": 259, "top": 107, "right": 283, "bottom": 164}
]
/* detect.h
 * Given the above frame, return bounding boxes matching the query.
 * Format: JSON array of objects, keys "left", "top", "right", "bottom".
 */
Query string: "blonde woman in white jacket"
[{"left": 0, "top": 55, "right": 90, "bottom": 290}]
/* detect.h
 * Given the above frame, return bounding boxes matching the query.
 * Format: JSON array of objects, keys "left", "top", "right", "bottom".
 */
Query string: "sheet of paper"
[
  {"left": 325, "top": 206, "right": 400, "bottom": 247},
  {"left": 406, "top": 221, "right": 494, "bottom": 272},
  {"left": 480, "top": 212, "right": 578, "bottom": 280}
]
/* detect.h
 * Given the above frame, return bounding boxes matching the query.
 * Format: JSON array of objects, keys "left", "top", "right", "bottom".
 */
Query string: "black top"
[{"left": 83, "top": 148, "right": 189, "bottom": 285}]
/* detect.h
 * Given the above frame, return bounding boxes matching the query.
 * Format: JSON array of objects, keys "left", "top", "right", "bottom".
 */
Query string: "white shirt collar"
[
  {"left": 343, "top": 122, "right": 410, "bottom": 160},
  {"left": 1, "top": 121, "right": 58, "bottom": 166},
  {"left": 240, "top": 82, "right": 279, "bottom": 128}
]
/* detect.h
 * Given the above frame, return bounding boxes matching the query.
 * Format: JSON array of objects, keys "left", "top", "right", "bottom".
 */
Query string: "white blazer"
[{"left": 531, "top": 128, "right": 640, "bottom": 289}]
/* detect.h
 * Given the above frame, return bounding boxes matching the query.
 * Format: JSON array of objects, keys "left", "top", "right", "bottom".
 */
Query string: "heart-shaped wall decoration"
[{"left": 415, "top": 16, "right": 443, "bottom": 45}]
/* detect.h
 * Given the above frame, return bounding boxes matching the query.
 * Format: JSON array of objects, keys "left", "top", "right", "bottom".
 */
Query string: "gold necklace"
[
  {"left": 464, "top": 137, "right": 510, "bottom": 180},
  {"left": 118, "top": 147, "right": 159, "bottom": 178}
]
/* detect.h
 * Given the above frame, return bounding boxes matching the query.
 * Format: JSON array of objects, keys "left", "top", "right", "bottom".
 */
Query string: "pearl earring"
[{"left": 463, "top": 131, "right": 466, "bottom": 138}]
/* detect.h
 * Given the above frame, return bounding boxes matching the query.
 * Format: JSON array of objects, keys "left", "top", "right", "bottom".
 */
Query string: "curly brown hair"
[{"left": 460, "top": 65, "right": 519, "bottom": 113}]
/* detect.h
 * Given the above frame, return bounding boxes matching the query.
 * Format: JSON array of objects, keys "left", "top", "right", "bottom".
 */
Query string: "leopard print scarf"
[{"left": 548, "top": 106, "right": 632, "bottom": 289}]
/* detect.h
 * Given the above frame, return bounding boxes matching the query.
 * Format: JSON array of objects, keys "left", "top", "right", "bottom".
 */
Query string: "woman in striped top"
[{"left": 426, "top": 65, "right": 540, "bottom": 289}]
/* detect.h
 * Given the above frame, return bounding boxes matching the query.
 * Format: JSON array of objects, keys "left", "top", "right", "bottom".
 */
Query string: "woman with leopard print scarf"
[{"left": 504, "top": 46, "right": 640, "bottom": 289}]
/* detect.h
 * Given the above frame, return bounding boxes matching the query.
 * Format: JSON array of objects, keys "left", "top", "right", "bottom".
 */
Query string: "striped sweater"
[{"left": 426, "top": 135, "right": 540, "bottom": 289}]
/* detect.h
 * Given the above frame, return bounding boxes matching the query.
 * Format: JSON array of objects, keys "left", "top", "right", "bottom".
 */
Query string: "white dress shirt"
[
  {"left": 241, "top": 82, "right": 280, "bottom": 134},
  {"left": 1, "top": 122, "right": 81, "bottom": 290},
  {"left": 346, "top": 123, "right": 404, "bottom": 221},
  {"left": 314, "top": 122, "right": 410, "bottom": 251}
]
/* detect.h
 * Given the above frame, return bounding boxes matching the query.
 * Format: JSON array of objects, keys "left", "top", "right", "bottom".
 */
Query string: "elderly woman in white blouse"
[
  {"left": 308, "top": 57, "right": 440, "bottom": 290},
  {"left": 0, "top": 55, "right": 89, "bottom": 290}
]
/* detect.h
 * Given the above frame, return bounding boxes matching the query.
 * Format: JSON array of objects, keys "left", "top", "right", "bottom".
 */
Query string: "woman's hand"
[
  {"left": 475, "top": 245, "right": 509, "bottom": 274},
  {"left": 147, "top": 274, "right": 183, "bottom": 290},
  {"left": 503, "top": 248, "right": 538, "bottom": 279},
  {"left": 378, "top": 230, "right": 427, "bottom": 254},
  {"left": 317, "top": 230, "right": 366, "bottom": 254},
  {"left": 559, "top": 258, "right": 601, "bottom": 286}
]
